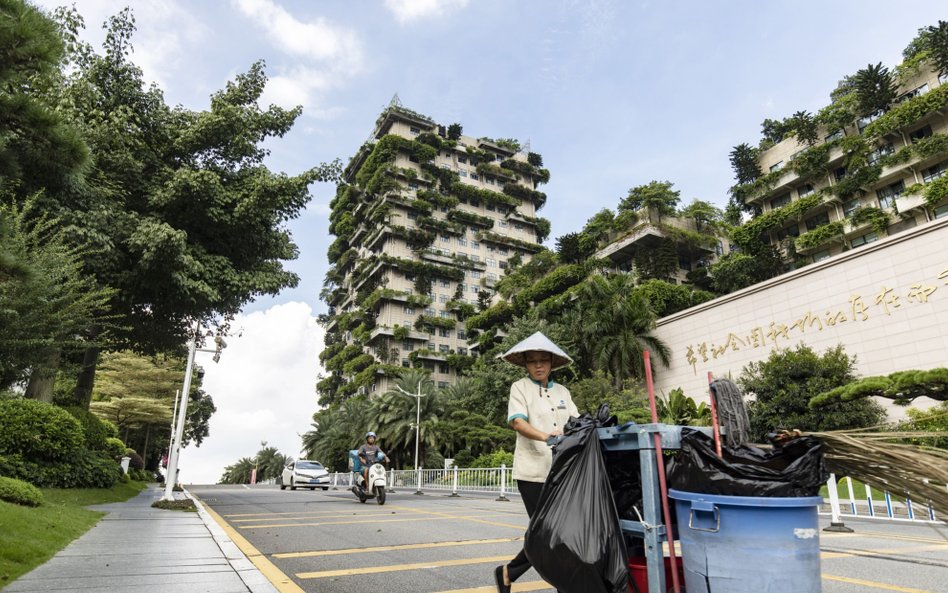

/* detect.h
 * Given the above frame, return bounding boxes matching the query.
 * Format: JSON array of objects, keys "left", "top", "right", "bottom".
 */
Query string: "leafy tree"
[
  {"left": 678, "top": 199, "right": 723, "bottom": 234},
  {"left": 555, "top": 232, "right": 595, "bottom": 264},
  {"left": 709, "top": 247, "right": 786, "bottom": 294},
  {"left": 0, "top": 203, "right": 112, "bottom": 394},
  {"left": 527, "top": 152, "right": 543, "bottom": 167},
  {"left": 620, "top": 181, "right": 680, "bottom": 224},
  {"left": 447, "top": 123, "right": 462, "bottom": 141},
  {"left": 789, "top": 110, "right": 819, "bottom": 146},
  {"left": 853, "top": 62, "right": 896, "bottom": 116},
  {"left": 568, "top": 370, "right": 650, "bottom": 424},
  {"left": 760, "top": 118, "right": 789, "bottom": 145},
  {"left": 0, "top": 0, "right": 88, "bottom": 195},
  {"left": 634, "top": 279, "right": 715, "bottom": 317},
  {"left": 739, "top": 344, "right": 886, "bottom": 441},
  {"left": 631, "top": 237, "right": 678, "bottom": 281},
  {"left": 38, "top": 9, "right": 340, "bottom": 406},
  {"left": 729, "top": 143, "right": 761, "bottom": 185},
  {"left": 899, "top": 402, "right": 948, "bottom": 449},
  {"left": 569, "top": 273, "right": 670, "bottom": 388},
  {"left": 375, "top": 369, "right": 444, "bottom": 468},
  {"left": 302, "top": 396, "right": 370, "bottom": 472},
  {"left": 809, "top": 367, "right": 948, "bottom": 407},
  {"left": 926, "top": 21, "right": 948, "bottom": 76}
]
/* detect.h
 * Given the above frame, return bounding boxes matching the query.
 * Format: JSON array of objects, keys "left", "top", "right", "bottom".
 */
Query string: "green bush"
[
  {"left": 64, "top": 406, "right": 118, "bottom": 450},
  {"left": 103, "top": 438, "right": 127, "bottom": 460},
  {"left": 0, "top": 476, "right": 43, "bottom": 507},
  {"left": 471, "top": 450, "right": 514, "bottom": 468},
  {"left": 125, "top": 449, "right": 144, "bottom": 470},
  {"left": 0, "top": 400, "right": 84, "bottom": 461},
  {"left": 0, "top": 449, "right": 122, "bottom": 488}
]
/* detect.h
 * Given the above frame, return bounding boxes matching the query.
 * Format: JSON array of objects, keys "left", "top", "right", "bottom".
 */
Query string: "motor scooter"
[{"left": 349, "top": 450, "right": 387, "bottom": 505}]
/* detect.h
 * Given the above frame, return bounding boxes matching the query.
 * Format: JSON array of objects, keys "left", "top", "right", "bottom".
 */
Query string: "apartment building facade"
[
  {"left": 319, "top": 103, "right": 549, "bottom": 399},
  {"left": 745, "top": 65, "right": 948, "bottom": 263}
]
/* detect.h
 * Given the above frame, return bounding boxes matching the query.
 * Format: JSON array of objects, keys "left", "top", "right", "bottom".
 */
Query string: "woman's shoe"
[{"left": 494, "top": 565, "right": 511, "bottom": 593}]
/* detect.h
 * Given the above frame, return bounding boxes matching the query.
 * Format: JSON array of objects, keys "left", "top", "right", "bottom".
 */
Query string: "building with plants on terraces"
[
  {"left": 317, "top": 100, "right": 551, "bottom": 403},
  {"left": 729, "top": 43, "right": 948, "bottom": 265}
]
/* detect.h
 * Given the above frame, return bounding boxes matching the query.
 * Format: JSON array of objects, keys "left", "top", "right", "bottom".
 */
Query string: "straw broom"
[{"left": 805, "top": 429, "right": 948, "bottom": 517}]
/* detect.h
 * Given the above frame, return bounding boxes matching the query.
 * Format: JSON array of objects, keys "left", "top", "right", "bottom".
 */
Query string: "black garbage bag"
[
  {"left": 524, "top": 407, "right": 628, "bottom": 593},
  {"left": 603, "top": 448, "right": 642, "bottom": 521},
  {"left": 667, "top": 428, "right": 828, "bottom": 497}
]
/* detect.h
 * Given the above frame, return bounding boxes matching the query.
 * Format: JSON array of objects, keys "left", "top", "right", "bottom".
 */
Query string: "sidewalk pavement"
[{"left": 5, "top": 485, "right": 277, "bottom": 593}]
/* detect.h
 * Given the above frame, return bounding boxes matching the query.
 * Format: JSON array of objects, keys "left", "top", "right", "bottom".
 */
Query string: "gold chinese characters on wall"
[{"left": 683, "top": 265, "right": 948, "bottom": 374}]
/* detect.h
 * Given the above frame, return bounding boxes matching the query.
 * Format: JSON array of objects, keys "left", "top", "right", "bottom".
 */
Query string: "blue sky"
[{"left": 36, "top": 0, "right": 947, "bottom": 482}]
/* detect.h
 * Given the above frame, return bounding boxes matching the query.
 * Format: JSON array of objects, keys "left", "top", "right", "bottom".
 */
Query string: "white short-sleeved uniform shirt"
[{"left": 507, "top": 376, "right": 579, "bottom": 482}]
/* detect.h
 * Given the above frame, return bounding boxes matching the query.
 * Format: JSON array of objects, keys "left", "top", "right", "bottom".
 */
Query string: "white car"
[{"left": 280, "top": 460, "right": 330, "bottom": 491}]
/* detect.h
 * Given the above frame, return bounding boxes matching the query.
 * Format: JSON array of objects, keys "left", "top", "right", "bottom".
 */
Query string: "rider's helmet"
[{"left": 365, "top": 431, "right": 377, "bottom": 441}]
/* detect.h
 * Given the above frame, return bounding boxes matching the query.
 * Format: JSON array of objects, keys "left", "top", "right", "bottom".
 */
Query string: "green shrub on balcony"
[
  {"left": 465, "top": 301, "right": 514, "bottom": 332},
  {"left": 446, "top": 300, "right": 476, "bottom": 319},
  {"left": 393, "top": 326, "right": 410, "bottom": 341},
  {"left": 414, "top": 315, "right": 457, "bottom": 331},
  {"left": 502, "top": 183, "right": 547, "bottom": 207},
  {"left": 418, "top": 216, "right": 465, "bottom": 235},
  {"left": 730, "top": 192, "right": 824, "bottom": 250},
  {"left": 446, "top": 353, "right": 476, "bottom": 371},
  {"left": 343, "top": 353, "right": 375, "bottom": 375},
  {"left": 729, "top": 169, "right": 782, "bottom": 204},
  {"left": 421, "top": 163, "right": 460, "bottom": 190},
  {"left": 324, "top": 344, "right": 364, "bottom": 372},
  {"left": 451, "top": 182, "right": 520, "bottom": 208},
  {"left": 911, "top": 133, "right": 948, "bottom": 161},
  {"left": 795, "top": 221, "right": 845, "bottom": 251},
  {"left": 417, "top": 189, "right": 460, "bottom": 209},
  {"left": 789, "top": 143, "right": 832, "bottom": 179},
  {"left": 512, "top": 264, "right": 588, "bottom": 313},
  {"left": 500, "top": 158, "right": 537, "bottom": 179},
  {"left": 477, "top": 230, "right": 544, "bottom": 253},
  {"left": 476, "top": 162, "right": 516, "bottom": 181},
  {"left": 356, "top": 135, "right": 437, "bottom": 191},
  {"left": 829, "top": 164, "right": 882, "bottom": 199},
  {"left": 923, "top": 175, "right": 948, "bottom": 206},
  {"left": 863, "top": 84, "right": 948, "bottom": 139},
  {"left": 849, "top": 206, "right": 890, "bottom": 233},
  {"left": 448, "top": 209, "right": 494, "bottom": 228}
]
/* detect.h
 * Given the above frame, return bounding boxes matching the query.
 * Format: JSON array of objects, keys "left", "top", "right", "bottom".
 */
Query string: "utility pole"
[
  {"left": 162, "top": 321, "right": 199, "bottom": 501},
  {"left": 395, "top": 381, "right": 425, "bottom": 471}
]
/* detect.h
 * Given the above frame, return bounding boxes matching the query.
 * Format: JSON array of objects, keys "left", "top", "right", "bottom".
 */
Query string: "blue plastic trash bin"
[{"left": 668, "top": 489, "right": 823, "bottom": 593}]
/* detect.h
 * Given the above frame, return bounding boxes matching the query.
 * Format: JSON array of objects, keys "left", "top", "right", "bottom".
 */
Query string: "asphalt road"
[{"left": 190, "top": 485, "right": 948, "bottom": 593}]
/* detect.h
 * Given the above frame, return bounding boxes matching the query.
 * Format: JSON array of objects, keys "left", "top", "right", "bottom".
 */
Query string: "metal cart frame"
[{"left": 598, "top": 423, "right": 714, "bottom": 593}]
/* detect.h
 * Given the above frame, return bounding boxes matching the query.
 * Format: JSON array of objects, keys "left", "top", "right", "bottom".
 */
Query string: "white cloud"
[
  {"left": 233, "top": 0, "right": 362, "bottom": 111},
  {"left": 383, "top": 0, "right": 470, "bottom": 23},
  {"left": 177, "top": 301, "right": 325, "bottom": 484}
]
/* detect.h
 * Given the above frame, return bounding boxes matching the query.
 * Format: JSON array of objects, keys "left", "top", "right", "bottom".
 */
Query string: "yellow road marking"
[
  {"left": 274, "top": 536, "right": 524, "bottom": 559},
  {"left": 432, "top": 580, "right": 553, "bottom": 593},
  {"left": 297, "top": 555, "right": 511, "bottom": 579},
  {"left": 193, "top": 494, "right": 306, "bottom": 593},
  {"left": 241, "top": 513, "right": 519, "bottom": 530},
  {"left": 822, "top": 530, "right": 948, "bottom": 545},
  {"left": 822, "top": 574, "right": 940, "bottom": 593},
  {"left": 396, "top": 506, "right": 527, "bottom": 530}
]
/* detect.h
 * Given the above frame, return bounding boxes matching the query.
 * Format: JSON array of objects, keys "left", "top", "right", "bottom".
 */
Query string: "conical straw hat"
[{"left": 499, "top": 331, "right": 573, "bottom": 370}]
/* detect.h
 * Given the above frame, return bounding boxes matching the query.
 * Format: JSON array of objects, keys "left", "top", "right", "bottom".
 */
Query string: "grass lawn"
[
  {"left": 0, "top": 480, "right": 149, "bottom": 587},
  {"left": 818, "top": 477, "right": 888, "bottom": 501}
]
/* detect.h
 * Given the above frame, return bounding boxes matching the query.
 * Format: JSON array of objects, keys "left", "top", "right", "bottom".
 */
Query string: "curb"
[{"left": 185, "top": 489, "right": 282, "bottom": 593}]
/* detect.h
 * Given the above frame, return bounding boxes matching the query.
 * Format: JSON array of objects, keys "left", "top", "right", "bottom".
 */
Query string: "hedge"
[
  {"left": 65, "top": 406, "right": 119, "bottom": 451},
  {"left": 0, "top": 476, "right": 43, "bottom": 507},
  {"left": 0, "top": 449, "right": 122, "bottom": 488},
  {"left": 0, "top": 399, "right": 84, "bottom": 462}
]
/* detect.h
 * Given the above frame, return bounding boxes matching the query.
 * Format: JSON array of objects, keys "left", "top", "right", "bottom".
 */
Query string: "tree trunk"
[
  {"left": 25, "top": 348, "right": 61, "bottom": 403},
  {"left": 72, "top": 344, "right": 101, "bottom": 409},
  {"left": 141, "top": 424, "right": 151, "bottom": 469}
]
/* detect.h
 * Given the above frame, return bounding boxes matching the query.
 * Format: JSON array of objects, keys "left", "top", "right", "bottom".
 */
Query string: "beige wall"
[{"left": 652, "top": 217, "right": 948, "bottom": 419}]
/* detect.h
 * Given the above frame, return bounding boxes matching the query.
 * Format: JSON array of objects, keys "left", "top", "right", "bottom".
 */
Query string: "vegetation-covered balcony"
[
  {"left": 372, "top": 105, "right": 436, "bottom": 140},
  {"left": 367, "top": 325, "right": 428, "bottom": 343},
  {"left": 794, "top": 221, "right": 845, "bottom": 254}
]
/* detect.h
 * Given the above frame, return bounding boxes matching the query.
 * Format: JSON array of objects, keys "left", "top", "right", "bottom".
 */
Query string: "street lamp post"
[{"left": 394, "top": 381, "right": 425, "bottom": 495}]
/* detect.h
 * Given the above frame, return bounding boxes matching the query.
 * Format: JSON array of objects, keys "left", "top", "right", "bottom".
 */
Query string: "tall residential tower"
[{"left": 318, "top": 101, "right": 550, "bottom": 402}]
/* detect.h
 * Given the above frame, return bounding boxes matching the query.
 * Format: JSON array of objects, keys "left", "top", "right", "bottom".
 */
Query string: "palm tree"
[
  {"left": 574, "top": 273, "right": 671, "bottom": 389},
  {"left": 254, "top": 444, "right": 290, "bottom": 481},
  {"left": 301, "top": 396, "right": 371, "bottom": 471},
  {"left": 220, "top": 457, "right": 254, "bottom": 484},
  {"left": 376, "top": 369, "right": 444, "bottom": 468}
]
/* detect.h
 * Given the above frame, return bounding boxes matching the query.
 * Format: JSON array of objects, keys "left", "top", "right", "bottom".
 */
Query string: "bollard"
[
  {"left": 866, "top": 483, "right": 875, "bottom": 517},
  {"left": 496, "top": 464, "right": 510, "bottom": 502},
  {"left": 450, "top": 465, "right": 459, "bottom": 497},
  {"left": 388, "top": 469, "right": 396, "bottom": 493},
  {"left": 414, "top": 467, "right": 424, "bottom": 495},
  {"left": 332, "top": 472, "right": 338, "bottom": 490},
  {"left": 824, "top": 474, "right": 853, "bottom": 532}
]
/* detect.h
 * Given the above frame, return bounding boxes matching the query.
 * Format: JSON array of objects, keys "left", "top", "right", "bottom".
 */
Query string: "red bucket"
[{"left": 628, "top": 556, "right": 685, "bottom": 593}]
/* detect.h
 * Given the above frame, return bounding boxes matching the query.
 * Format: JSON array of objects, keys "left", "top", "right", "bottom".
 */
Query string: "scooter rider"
[{"left": 357, "top": 432, "right": 388, "bottom": 489}]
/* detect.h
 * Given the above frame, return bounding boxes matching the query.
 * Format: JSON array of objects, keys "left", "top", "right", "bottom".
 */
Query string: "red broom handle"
[
  {"left": 707, "top": 371, "right": 723, "bottom": 458},
  {"left": 644, "top": 350, "right": 682, "bottom": 593}
]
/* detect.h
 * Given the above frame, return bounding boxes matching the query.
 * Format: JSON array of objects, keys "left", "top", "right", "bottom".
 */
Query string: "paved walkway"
[{"left": 5, "top": 485, "right": 276, "bottom": 593}]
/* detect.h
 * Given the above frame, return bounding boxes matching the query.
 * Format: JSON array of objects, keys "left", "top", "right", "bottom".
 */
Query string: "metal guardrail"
[
  {"left": 823, "top": 473, "right": 943, "bottom": 524},
  {"left": 327, "top": 465, "right": 517, "bottom": 499}
]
